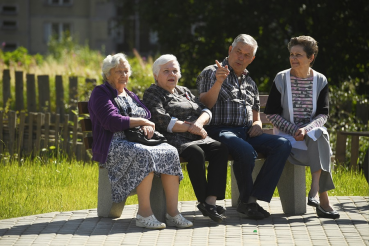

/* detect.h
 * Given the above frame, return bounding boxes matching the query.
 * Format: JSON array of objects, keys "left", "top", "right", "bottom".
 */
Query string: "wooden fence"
[
  {"left": 1, "top": 68, "right": 368, "bottom": 166},
  {"left": 1, "top": 69, "right": 96, "bottom": 117},
  {"left": 0, "top": 111, "right": 89, "bottom": 161},
  {"left": 1, "top": 69, "right": 97, "bottom": 161}
]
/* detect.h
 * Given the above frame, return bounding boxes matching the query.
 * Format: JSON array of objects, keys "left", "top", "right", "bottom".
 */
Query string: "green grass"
[{"left": 0, "top": 160, "right": 368, "bottom": 220}]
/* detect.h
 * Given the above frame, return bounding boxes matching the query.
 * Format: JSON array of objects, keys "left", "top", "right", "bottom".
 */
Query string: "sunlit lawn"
[{"left": 0, "top": 158, "right": 368, "bottom": 220}]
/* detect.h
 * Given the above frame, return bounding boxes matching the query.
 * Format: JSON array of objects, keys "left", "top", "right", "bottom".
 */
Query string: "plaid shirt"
[{"left": 196, "top": 57, "right": 260, "bottom": 127}]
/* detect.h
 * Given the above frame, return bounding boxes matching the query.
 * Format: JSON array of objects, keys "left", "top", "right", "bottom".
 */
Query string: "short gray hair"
[
  {"left": 101, "top": 53, "right": 131, "bottom": 80},
  {"left": 152, "top": 54, "right": 181, "bottom": 82},
  {"left": 231, "top": 34, "right": 258, "bottom": 55}
]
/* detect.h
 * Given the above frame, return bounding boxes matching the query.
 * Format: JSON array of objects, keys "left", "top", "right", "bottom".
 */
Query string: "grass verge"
[{"left": 1, "top": 160, "right": 367, "bottom": 220}]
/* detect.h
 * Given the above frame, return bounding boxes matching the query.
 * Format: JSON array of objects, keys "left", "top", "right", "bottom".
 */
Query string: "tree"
[{"left": 119, "top": 0, "right": 369, "bottom": 95}]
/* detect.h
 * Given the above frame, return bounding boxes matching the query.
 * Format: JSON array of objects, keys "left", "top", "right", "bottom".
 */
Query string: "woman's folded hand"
[
  {"left": 185, "top": 121, "right": 207, "bottom": 139},
  {"left": 294, "top": 128, "right": 306, "bottom": 141},
  {"left": 129, "top": 117, "right": 155, "bottom": 131}
]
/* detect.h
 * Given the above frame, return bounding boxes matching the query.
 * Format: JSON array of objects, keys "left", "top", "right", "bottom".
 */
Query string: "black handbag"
[{"left": 124, "top": 127, "right": 167, "bottom": 146}]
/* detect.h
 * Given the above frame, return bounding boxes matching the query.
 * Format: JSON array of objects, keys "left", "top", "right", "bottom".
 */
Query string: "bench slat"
[
  {"left": 80, "top": 119, "right": 92, "bottom": 132},
  {"left": 259, "top": 95, "right": 268, "bottom": 108},
  {"left": 78, "top": 101, "right": 89, "bottom": 115},
  {"left": 260, "top": 112, "right": 272, "bottom": 125},
  {"left": 84, "top": 136, "right": 93, "bottom": 150}
]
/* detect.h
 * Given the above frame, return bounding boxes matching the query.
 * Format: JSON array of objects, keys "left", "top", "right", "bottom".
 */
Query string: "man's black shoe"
[
  {"left": 198, "top": 204, "right": 226, "bottom": 216},
  {"left": 197, "top": 202, "right": 223, "bottom": 223},
  {"left": 256, "top": 203, "right": 270, "bottom": 218},
  {"left": 216, "top": 205, "right": 226, "bottom": 215},
  {"left": 237, "top": 202, "right": 264, "bottom": 220}
]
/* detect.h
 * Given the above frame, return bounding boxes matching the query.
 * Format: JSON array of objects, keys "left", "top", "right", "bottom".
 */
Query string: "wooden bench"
[{"left": 78, "top": 95, "right": 307, "bottom": 220}]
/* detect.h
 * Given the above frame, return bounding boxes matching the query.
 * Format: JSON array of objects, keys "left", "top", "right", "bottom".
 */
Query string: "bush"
[
  {"left": 0, "top": 46, "right": 43, "bottom": 72},
  {"left": 126, "top": 49, "right": 155, "bottom": 99},
  {"left": 328, "top": 80, "right": 369, "bottom": 168}
]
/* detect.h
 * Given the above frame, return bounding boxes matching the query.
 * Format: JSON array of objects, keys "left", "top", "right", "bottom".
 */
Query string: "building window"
[
  {"left": 2, "top": 42, "right": 17, "bottom": 52},
  {"left": 2, "top": 20, "right": 17, "bottom": 30},
  {"left": 44, "top": 22, "right": 71, "bottom": 42},
  {"left": 47, "top": 0, "right": 73, "bottom": 6},
  {"left": 1, "top": 5, "right": 17, "bottom": 15}
]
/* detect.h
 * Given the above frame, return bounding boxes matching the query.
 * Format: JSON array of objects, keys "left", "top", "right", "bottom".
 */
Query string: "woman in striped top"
[{"left": 264, "top": 36, "right": 339, "bottom": 219}]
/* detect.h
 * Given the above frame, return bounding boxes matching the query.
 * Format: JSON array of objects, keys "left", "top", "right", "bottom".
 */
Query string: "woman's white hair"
[
  {"left": 231, "top": 34, "right": 258, "bottom": 55},
  {"left": 101, "top": 53, "right": 131, "bottom": 80},
  {"left": 152, "top": 54, "right": 181, "bottom": 83}
]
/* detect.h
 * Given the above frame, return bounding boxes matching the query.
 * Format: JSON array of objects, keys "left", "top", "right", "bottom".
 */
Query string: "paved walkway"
[{"left": 0, "top": 197, "right": 368, "bottom": 246}]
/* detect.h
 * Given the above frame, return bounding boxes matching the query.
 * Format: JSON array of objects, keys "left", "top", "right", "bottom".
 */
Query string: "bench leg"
[
  {"left": 150, "top": 175, "right": 167, "bottom": 222},
  {"left": 277, "top": 161, "right": 306, "bottom": 215},
  {"left": 230, "top": 161, "right": 239, "bottom": 207},
  {"left": 98, "top": 168, "right": 167, "bottom": 221},
  {"left": 97, "top": 168, "right": 125, "bottom": 218},
  {"left": 231, "top": 159, "right": 264, "bottom": 207}
]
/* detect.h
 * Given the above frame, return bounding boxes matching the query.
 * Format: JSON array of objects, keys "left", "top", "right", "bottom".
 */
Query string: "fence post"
[
  {"left": 34, "top": 113, "right": 44, "bottom": 155},
  {"left": 26, "top": 74, "right": 37, "bottom": 113},
  {"left": 63, "top": 114, "right": 70, "bottom": 156},
  {"left": 0, "top": 111, "right": 3, "bottom": 154},
  {"left": 37, "top": 75, "right": 50, "bottom": 112},
  {"left": 350, "top": 135, "right": 359, "bottom": 170},
  {"left": 27, "top": 113, "right": 35, "bottom": 156},
  {"left": 2, "top": 69, "right": 11, "bottom": 108},
  {"left": 8, "top": 111, "right": 17, "bottom": 156},
  {"left": 69, "top": 76, "right": 78, "bottom": 117},
  {"left": 72, "top": 114, "right": 78, "bottom": 157},
  {"left": 336, "top": 132, "right": 347, "bottom": 165},
  {"left": 17, "top": 112, "right": 26, "bottom": 159},
  {"left": 54, "top": 114, "right": 60, "bottom": 153},
  {"left": 55, "top": 75, "right": 65, "bottom": 117},
  {"left": 44, "top": 113, "right": 51, "bottom": 149},
  {"left": 15, "top": 71, "right": 24, "bottom": 111}
]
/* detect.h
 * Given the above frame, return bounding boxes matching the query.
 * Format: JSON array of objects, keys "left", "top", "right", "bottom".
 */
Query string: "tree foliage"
[{"left": 119, "top": 0, "right": 369, "bottom": 94}]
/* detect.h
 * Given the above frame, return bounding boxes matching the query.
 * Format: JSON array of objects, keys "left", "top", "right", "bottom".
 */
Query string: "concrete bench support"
[
  {"left": 231, "top": 159, "right": 306, "bottom": 215},
  {"left": 97, "top": 168, "right": 167, "bottom": 222},
  {"left": 277, "top": 161, "right": 306, "bottom": 215}
]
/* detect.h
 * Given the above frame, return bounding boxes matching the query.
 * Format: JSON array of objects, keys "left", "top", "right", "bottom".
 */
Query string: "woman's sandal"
[
  {"left": 165, "top": 213, "right": 193, "bottom": 228},
  {"left": 307, "top": 196, "right": 320, "bottom": 208},
  {"left": 316, "top": 206, "right": 340, "bottom": 219},
  {"left": 136, "top": 214, "right": 166, "bottom": 229}
]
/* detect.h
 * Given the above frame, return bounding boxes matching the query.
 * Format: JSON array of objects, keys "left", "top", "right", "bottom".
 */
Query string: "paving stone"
[{"left": 1, "top": 197, "right": 368, "bottom": 245}]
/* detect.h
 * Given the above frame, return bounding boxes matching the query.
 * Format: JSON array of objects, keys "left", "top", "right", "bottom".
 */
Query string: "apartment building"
[{"left": 0, "top": 0, "right": 157, "bottom": 55}]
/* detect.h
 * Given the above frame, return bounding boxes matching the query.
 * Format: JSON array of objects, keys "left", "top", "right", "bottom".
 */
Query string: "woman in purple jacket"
[{"left": 88, "top": 53, "right": 192, "bottom": 229}]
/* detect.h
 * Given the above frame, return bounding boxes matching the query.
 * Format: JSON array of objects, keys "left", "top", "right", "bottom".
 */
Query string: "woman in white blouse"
[{"left": 264, "top": 36, "right": 339, "bottom": 219}]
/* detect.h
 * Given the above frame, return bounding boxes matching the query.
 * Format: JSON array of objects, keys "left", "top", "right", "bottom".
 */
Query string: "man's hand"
[
  {"left": 215, "top": 60, "right": 230, "bottom": 85},
  {"left": 248, "top": 121, "right": 263, "bottom": 137},
  {"left": 294, "top": 128, "right": 306, "bottom": 141}
]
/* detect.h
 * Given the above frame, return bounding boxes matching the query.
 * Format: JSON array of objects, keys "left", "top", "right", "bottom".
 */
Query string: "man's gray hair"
[
  {"left": 102, "top": 53, "right": 131, "bottom": 80},
  {"left": 152, "top": 54, "right": 181, "bottom": 83},
  {"left": 231, "top": 34, "right": 258, "bottom": 55}
]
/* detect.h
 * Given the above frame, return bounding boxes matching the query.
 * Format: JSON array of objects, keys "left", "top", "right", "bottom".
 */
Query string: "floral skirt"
[{"left": 101, "top": 132, "right": 183, "bottom": 203}]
